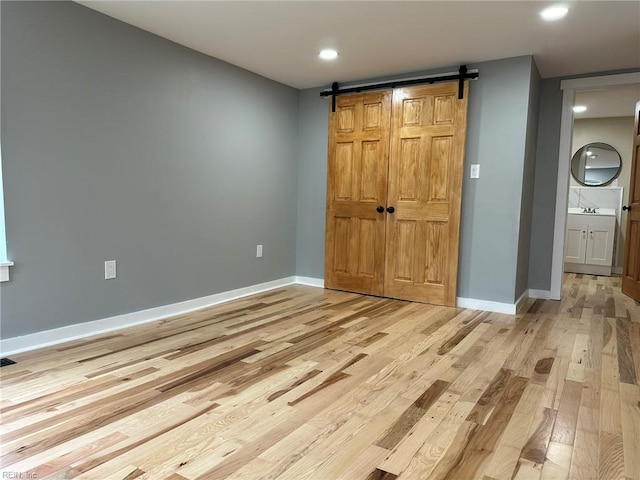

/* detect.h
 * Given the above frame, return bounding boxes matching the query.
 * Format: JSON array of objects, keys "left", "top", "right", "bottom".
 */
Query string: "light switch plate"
[
  {"left": 470, "top": 164, "right": 480, "bottom": 179},
  {"left": 256, "top": 245, "right": 263, "bottom": 258}
]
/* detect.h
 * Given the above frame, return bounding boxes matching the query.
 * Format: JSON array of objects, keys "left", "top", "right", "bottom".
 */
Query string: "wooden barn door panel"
[
  {"left": 324, "top": 91, "right": 391, "bottom": 296},
  {"left": 384, "top": 83, "right": 469, "bottom": 306}
]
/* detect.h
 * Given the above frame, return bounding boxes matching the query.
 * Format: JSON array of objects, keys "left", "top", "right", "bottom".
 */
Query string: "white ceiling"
[
  {"left": 574, "top": 85, "right": 640, "bottom": 119},
  {"left": 77, "top": 1, "right": 640, "bottom": 89}
]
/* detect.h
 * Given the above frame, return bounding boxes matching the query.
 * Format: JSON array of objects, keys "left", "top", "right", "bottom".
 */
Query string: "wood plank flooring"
[{"left": 1, "top": 274, "right": 638, "bottom": 479}]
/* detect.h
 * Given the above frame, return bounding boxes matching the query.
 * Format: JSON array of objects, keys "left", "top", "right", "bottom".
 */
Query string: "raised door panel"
[
  {"left": 384, "top": 83, "right": 469, "bottom": 306},
  {"left": 624, "top": 221, "right": 640, "bottom": 291},
  {"left": 332, "top": 217, "right": 352, "bottom": 273},
  {"left": 633, "top": 144, "right": 640, "bottom": 204},
  {"left": 429, "top": 137, "right": 452, "bottom": 201},
  {"left": 325, "top": 91, "right": 391, "bottom": 296},
  {"left": 334, "top": 143, "right": 355, "bottom": 200}
]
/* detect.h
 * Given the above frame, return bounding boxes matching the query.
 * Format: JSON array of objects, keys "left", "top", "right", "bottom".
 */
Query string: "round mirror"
[{"left": 570, "top": 142, "right": 622, "bottom": 187}]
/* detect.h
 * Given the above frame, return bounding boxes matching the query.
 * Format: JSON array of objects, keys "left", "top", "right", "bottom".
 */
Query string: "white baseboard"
[
  {"left": 613, "top": 266, "right": 623, "bottom": 275},
  {"left": 294, "top": 276, "right": 324, "bottom": 288},
  {"left": 456, "top": 296, "right": 519, "bottom": 315},
  {"left": 528, "top": 289, "right": 552, "bottom": 300},
  {"left": 515, "top": 290, "right": 529, "bottom": 312},
  {"left": 457, "top": 288, "right": 555, "bottom": 314},
  {"left": 0, "top": 275, "right": 558, "bottom": 355},
  {"left": 0, "top": 261, "right": 14, "bottom": 282},
  {"left": 0, "top": 276, "right": 297, "bottom": 356}
]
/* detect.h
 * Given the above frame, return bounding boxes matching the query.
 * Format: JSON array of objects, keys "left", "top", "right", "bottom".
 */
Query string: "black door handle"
[
  {"left": 623, "top": 205, "right": 631, "bottom": 211},
  {"left": 387, "top": 206, "right": 395, "bottom": 214},
  {"left": 376, "top": 205, "right": 384, "bottom": 213}
]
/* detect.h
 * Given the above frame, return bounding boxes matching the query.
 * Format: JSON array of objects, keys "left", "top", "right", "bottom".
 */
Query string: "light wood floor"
[{"left": 1, "top": 274, "right": 638, "bottom": 480}]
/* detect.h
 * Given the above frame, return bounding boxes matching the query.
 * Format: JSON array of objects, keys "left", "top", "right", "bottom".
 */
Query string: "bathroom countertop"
[{"left": 568, "top": 207, "right": 617, "bottom": 216}]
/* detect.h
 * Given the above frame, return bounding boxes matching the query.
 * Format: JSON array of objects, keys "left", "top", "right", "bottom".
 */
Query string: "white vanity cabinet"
[{"left": 564, "top": 213, "right": 616, "bottom": 276}]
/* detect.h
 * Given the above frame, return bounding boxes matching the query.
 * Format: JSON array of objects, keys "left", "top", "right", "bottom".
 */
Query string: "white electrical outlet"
[
  {"left": 256, "top": 245, "right": 263, "bottom": 258},
  {"left": 470, "top": 164, "right": 480, "bottom": 179},
  {"left": 105, "top": 260, "right": 117, "bottom": 279}
]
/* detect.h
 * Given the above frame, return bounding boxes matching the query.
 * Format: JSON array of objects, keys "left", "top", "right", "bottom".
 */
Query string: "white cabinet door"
[
  {"left": 585, "top": 216, "right": 616, "bottom": 266},
  {"left": 565, "top": 215, "right": 587, "bottom": 264}
]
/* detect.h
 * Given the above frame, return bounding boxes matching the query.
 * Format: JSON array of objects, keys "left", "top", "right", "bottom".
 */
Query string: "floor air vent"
[{"left": 1, "top": 358, "right": 17, "bottom": 367}]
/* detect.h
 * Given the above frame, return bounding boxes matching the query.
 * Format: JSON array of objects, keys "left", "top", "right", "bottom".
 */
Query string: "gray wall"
[
  {"left": 527, "top": 68, "right": 639, "bottom": 292},
  {"left": 295, "top": 56, "right": 537, "bottom": 304},
  {"left": 458, "top": 56, "right": 535, "bottom": 303},
  {"left": 515, "top": 60, "right": 541, "bottom": 299},
  {"left": 1, "top": 1, "right": 299, "bottom": 338},
  {"left": 6, "top": 1, "right": 601, "bottom": 340},
  {"left": 295, "top": 89, "right": 328, "bottom": 278},
  {"left": 527, "top": 79, "right": 563, "bottom": 291}
]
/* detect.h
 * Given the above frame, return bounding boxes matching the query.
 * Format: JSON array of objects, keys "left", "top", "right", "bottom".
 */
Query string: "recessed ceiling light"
[
  {"left": 540, "top": 5, "right": 568, "bottom": 21},
  {"left": 319, "top": 49, "right": 339, "bottom": 60},
  {"left": 573, "top": 105, "right": 587, "bottom": 113}
]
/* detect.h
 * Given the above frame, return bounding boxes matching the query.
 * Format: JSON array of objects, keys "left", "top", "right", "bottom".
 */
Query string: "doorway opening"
[{"left": 550, "top": 72, "right": 640, "bottom": 300}]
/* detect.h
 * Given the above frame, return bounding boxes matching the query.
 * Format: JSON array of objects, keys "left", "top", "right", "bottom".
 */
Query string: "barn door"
[
  {"left": 324, "top": 91, "right": 391, "bottom": 296},
  {"left": 324, "top": 82, "right": 469, "bottom": 307},
  {"left": 384, "top": 83, "right": 469, "bottom": 306},
  {"left": 622, "top": 101, "right": 640, "bottom": 301}
]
